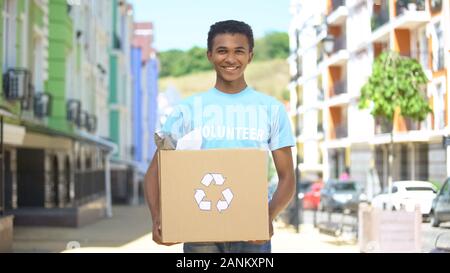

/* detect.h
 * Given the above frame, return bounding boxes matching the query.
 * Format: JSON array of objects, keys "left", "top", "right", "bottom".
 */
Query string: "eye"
[{"left": 217, "top": 49, "right": 227, "bottom": 54}]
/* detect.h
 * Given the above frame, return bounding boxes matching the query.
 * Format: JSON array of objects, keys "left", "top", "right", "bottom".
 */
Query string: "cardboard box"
[{"left": 158, "top": 149, "right": 269, "bottom": 243}]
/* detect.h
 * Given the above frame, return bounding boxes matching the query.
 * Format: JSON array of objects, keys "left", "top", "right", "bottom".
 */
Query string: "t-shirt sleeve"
[
  {"left": 160, "top": 104, "right": 191, "bottom": 141},
  {"left": 268, "top": 102, "right": 296, "bottom": 151}
]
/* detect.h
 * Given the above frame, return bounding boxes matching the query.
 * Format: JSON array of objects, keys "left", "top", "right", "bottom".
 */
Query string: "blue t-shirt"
[{"left": 161, "top": 86, "right": 295, "bottom": 151}]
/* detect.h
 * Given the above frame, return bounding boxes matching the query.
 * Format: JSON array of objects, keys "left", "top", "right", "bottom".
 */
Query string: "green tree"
[
  {"left": 253, "top": 32, "right": 289, "bottom": 61},
  {"left": 358, "top": 51, "right": 432, "bottom": 196},
  {"left": 159, "top": 49, "right": 185, "bottom": 77}
]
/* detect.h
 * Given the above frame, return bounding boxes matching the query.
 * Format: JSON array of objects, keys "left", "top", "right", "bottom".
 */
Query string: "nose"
[{"left": 224, "top": 53, "right": 237, "bottom": 64}]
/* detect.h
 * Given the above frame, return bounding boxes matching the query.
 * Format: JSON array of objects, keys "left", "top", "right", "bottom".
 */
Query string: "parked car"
[
  {"left": 319, "top": 180, "right": 366, "bottom": 213},
  {"left": 371, "top": 181, "right": 437, "bottom": 219},
  {"left": 430, "top": 178, "right": 450, "bottom": 227},
  {"left": 302, "top": 182, "right": 324, "bottom": 210}
]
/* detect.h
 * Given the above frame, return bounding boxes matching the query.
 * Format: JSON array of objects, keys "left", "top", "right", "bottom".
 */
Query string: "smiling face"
[{"left": 207, "top": 33, "right": 253, "bottom": 92}]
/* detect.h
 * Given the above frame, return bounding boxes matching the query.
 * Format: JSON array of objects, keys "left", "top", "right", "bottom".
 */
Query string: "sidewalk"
[{"left": 12, "top": 205, "right": 358, "bottom": 253}]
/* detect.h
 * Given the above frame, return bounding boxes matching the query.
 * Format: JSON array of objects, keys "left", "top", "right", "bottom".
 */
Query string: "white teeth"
[{"left": 223, "top": 66, "right": 238, "bottom": 71}]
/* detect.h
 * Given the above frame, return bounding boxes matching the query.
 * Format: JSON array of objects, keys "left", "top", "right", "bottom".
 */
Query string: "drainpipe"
[{"left": 105, "top": 151, "right": 112, "bottom": 218}]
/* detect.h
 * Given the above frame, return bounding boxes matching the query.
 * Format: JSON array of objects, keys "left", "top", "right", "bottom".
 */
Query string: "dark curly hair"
[{"left": 207, "top": 20, "right": 254, "bottom": 52}]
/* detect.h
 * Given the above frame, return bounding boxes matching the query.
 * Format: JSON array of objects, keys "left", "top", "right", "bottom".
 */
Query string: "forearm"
[
  {"left": 269, "top": 176, "right": 295, "bottom": 221},
  {"left": 144, "top": 155, "right": 160, "bottom": 222}
]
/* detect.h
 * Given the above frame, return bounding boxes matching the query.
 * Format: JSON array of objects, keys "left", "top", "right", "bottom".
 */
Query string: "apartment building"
[{"left": 289, "top": 0, "right": 449, "bottom": 193}]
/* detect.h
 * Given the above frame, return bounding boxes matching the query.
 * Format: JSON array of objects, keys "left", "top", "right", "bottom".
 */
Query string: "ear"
[
  {"left": 207, "top": 51, "right": 213, "bottom": 63},
  {"left": 248, "top": 51, "right": 254, "bottom": 63}
]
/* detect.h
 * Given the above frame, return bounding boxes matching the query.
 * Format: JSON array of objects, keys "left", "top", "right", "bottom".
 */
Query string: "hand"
[
  {"left": 152, "top": 218, "right": 180, "bottom": 246},
  {"left": 248, "top": 220, "right": 274, "bottom": 245}
]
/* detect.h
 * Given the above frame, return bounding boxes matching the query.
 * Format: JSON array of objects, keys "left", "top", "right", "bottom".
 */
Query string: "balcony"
[
  {"left": 371, "top": 7, "right": 390, "bottom": 31},
  {"left": 331, "top": 35, "right": 346, "bottom": 54},
  {"left": 375, "top": 117, "right": 392, "bottom": 134},
  {"left": 327, "top": 0, "right": 348, "bottom": 25},
  {"left": 392, "top": 0, "right": 429, "bottom": 30},
  {"left": 396, "top": 0, "right": 426, "bottom": 17},
  {"left": 430, "top": 0, "right": 443, "bottom": 13},
  {"left": 404, "top": 117, "right": 421, "bottom": 131}
]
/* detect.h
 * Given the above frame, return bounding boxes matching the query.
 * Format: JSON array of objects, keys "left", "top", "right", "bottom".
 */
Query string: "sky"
[{"left": 128, "top": 0, "right": 291, "bottom": 52}]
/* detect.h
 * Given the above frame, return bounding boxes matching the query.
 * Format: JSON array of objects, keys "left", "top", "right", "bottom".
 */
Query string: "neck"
[{"left": 214, "top": 76, "right": 248, "bottom": 94}]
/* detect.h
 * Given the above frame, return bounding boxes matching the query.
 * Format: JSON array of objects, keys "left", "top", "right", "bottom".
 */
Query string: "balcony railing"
[
  {"left": 375, "top": 117, "right": 392, "bottom": 134},
  {"left": 335, "top": 123, "right": 348, "bottom": 138},
  {"left": 331, "top": 79, "right": 347, "bottom": 96},
  {"left": 404, "top": 117, "right": 421, "bottom": 131},
  {"left": 332, "top": 35, "right": 346, "bottom": 53},
  {"left": 396, "top": 0, "right": 426, "bottom": 16}
]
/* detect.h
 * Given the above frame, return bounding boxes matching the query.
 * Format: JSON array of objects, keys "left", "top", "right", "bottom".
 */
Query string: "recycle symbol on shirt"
[{"left": 194, "top": 173, "right": 234, "bottom": 212}]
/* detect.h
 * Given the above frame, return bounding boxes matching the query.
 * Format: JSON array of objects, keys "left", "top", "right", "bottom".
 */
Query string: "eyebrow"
[{"left": 215, "top": 46, "right": 247, "bottom": 50}]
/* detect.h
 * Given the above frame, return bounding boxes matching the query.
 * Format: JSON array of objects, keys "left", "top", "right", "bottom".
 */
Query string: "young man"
[{"left": 144, "top": 20, "right": 295, "bottom": 253}]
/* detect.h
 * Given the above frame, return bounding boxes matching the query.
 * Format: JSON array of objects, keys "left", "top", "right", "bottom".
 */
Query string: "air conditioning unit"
[
  {"left": 79, "top": 110, "right": 89, "bottom": 128},
  {"left": 3, "top": 68, "right": 31, "bottom": 100},
  {"left": 66, "top": 99, "right": 81, "bottom": 126},
  {"left": 86, "top": 114, "right": 97, "bottom": 133},
  {"left": 34, "top": 93, "right": 51, "bottom": 118}
]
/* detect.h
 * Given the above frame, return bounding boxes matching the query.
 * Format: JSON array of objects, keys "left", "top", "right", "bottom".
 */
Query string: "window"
[
  {"left": 413, "top": 27, "right": 429, "bottom": 70},
  {"left": 433, "top": 81, "right": 446, "bottom": 130},
  {"left": 333, "top": 182, "right": 357, "bottom": 192},
  {"left": 441, "top": 180, "right": 450, "bottom": 196},
  {"left": 432, "top": 21, "right": 445, "bottom": 71},
  {"left": 406, "top": 187, "right": 436, "bottom": 193},
  {"left": 2, "top": 0, "right": 16, "bottom": 71}
]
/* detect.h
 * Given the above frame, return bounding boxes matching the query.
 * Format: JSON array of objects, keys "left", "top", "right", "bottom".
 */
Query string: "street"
[
  {"left": 422, "top": 222, "right": 450, "bottom": 253},
  {"left": 300, "top": 210, "right": 450, "bottom": 253},
  {"left": 12, "top": 205, "right": 359, "bottom": 253},
  {"left": 10, "top": 205, "right": 450, "bottom": 253}
]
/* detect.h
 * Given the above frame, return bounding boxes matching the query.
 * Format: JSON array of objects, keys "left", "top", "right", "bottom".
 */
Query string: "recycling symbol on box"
[{"left": 194, "top": 173, "right": 234, "bottom": 212}]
